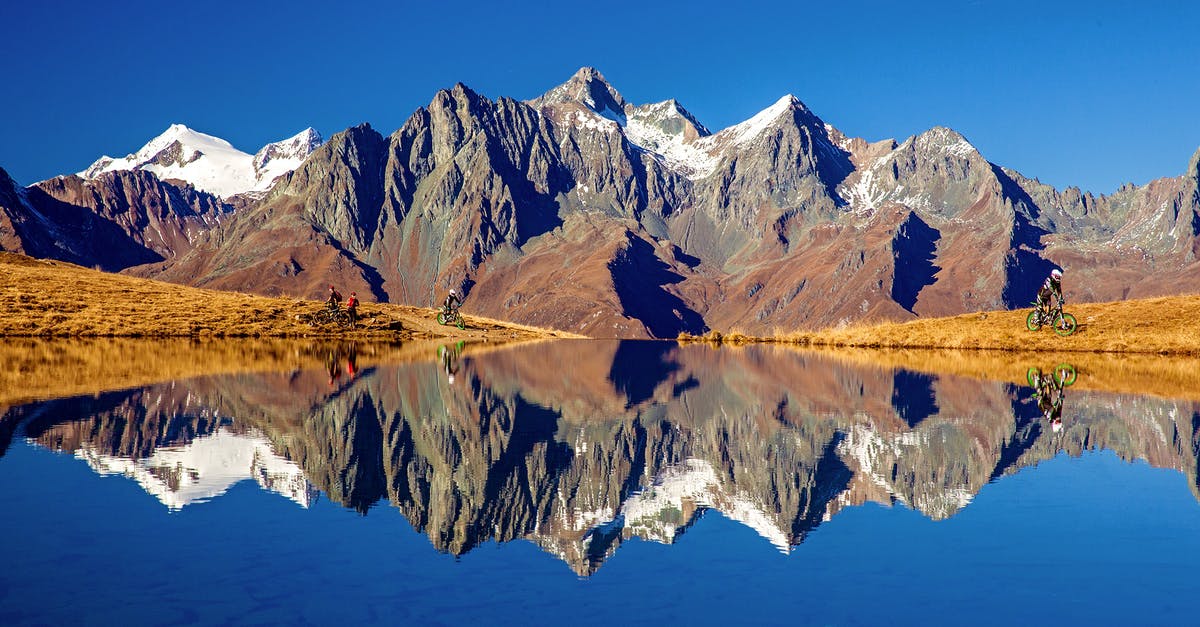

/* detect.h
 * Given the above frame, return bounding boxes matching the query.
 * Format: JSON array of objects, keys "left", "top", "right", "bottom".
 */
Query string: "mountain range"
[
  {"left": 5, "top": 340, "right": 1198, "bottom": 574},
  {"left": 2, "top": 67, "right": 1197, "bottom": 337}
]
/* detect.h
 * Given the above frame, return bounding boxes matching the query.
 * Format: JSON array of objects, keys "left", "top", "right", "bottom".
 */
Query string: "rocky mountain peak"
[
  {"left": 253, "top": 127, "right": 323, "bottom": 173},
  {"left": 627, "top": 99, "right": 711, "bottom": 140},
  {"left": 428, "top": 83, "right": 491, "bottom": 120},
  {"left": 530, "top": 66, "right": 627, "bottom": 121},
  {"left": 718, "top": 94, "right": 822, "bottom": 147},
  {"left": 911, "top": 126, "right": 982, "bottom": 160}
]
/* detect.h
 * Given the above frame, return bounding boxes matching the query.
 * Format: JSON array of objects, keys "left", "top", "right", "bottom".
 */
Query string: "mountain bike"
[
  {"left": 437, "top": 304, "right": 466, "bottom": 330},
  {"left": 309, "top": 305, "right": 353, "bottom": 328},
  {"left": 1025, "top": 300, "right": 1078, "bottom": 336}
]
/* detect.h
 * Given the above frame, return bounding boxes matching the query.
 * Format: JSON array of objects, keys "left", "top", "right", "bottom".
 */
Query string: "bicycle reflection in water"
[
  {"left": 438, "top": 341, "right": 465, "bottom": 384},
  {"left": 1026, "top": 363, "right": 1077, "bottom": 433}
]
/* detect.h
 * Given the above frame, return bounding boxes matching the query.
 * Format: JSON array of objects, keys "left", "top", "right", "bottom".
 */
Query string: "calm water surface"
[{"left": 2, "top": 340, "right": 1200, "bottom": 625}]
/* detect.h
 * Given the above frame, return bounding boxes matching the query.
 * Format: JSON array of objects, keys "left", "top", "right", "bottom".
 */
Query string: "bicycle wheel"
[
  {"left": 437, "top": 312, "right": 448, "bottom": 325},
  {"left": 1026, "top": 367, "right": 1040, "bottom": 388},
  {"left": 312, "top": 310, "right": 331, "bottom": 325},
  {"left": 1055, "top": 363, "right": 1077, "bottom": 387},
  {"left": 455, "top": 314, "right": 465, "bottom": 330},
  {"left": 1025, "top": 310, "right": 1042, "bottom": 331},
  {"left": 1053, "top": 312, "right": 1078, "bottom": 336},
  {"left": 332, "top": 311, "right": 352, "bottom": 327}
]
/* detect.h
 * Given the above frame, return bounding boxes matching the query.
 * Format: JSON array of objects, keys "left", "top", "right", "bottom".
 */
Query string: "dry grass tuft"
[{"left": 678, "top": 329, "right": 729, "bottom": 345}]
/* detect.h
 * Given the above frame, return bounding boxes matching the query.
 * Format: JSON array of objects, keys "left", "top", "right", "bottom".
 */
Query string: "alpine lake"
[{"left": 3, "top": 337, "right": 1200, "bottom": 625}]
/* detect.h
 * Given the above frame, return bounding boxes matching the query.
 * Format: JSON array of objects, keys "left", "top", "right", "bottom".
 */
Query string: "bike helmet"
[
  {"left": 351, "top": 292, "right": 356, "bottom": 296},
  {"left": 1050, "top": 268, "right": 1063, "bottom": 280},
  {"left": 449, "top": 288, "right": 457, "bottom": 296}
]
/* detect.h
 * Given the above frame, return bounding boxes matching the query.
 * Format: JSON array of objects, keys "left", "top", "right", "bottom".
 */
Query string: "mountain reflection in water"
[{"left": 3, "top": 340, "right": 1198, "bottom": 576}]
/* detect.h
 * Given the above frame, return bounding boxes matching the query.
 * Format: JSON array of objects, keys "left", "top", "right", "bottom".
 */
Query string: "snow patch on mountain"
[
  {"left": 79, "top": 125, "right": 322, "bottom": 198},
  {"left": 838, "top": 127, "right": 982, "bottom": 215},
  {"left": 73, "top": 427, "right": 318, "bottom": 510},
  {"left": 835, "top": 424, "right": 973, "bottom": 519},
  {"left": 615, "top": 457, "right": 791, "bottom": 552},
  {"left": 625, "top": 101, "right": 719, "bottom": 178},
  {"left": 566, "top": 108, "right": 622, "bottom": 134}
]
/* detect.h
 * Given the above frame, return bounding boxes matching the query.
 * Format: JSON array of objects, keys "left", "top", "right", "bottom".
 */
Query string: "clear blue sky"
[{"left": 2, "top": 0, "right": 1198, "bottom": 194}]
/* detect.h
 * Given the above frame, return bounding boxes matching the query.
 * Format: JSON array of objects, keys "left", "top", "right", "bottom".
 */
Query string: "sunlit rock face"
[{"left": 5, "top": 340, "right": 1199, "bottom": 574}]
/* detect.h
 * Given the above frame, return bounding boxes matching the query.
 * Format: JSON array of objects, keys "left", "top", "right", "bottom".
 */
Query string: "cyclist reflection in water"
[
  {"left": 1038, "top": 381, "right": 1064, "bottom": 432},
  {"left": 345, "top": 344, "right": 358, "bottom": 379},
  {"left": 1029, "top": 365, "right": 1075, "bottom": 433},
  {"left": 439, "top": 341, "right": 465, "bottom": 384},
  {"left": 327, "top": 347, "right": 342, "bottom": 387},
  {"left": 326, "top": 343, "right": 359, "bottom": 386}
]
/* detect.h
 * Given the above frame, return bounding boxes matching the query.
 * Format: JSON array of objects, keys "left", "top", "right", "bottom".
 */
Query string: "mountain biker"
[
  {"left": 1035, "top": 268, "right": 1064, "bottom": 315},
  {"left": 346, "top": 292, "right": 359, "bottom": 326},
  {"left": 327, "top": 285, "right": 343, "bottom": 309},
  {"left": 443, "top": 288, "right": 462, "bottom": 312}
]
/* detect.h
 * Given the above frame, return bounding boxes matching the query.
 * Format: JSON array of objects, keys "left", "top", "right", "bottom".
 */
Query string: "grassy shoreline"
[
  {"left": 681, "top": 294, "right": 1200, "bottom": 356},
  {"left": 0, "top": 253, "right": 580, "bottom": 341}
]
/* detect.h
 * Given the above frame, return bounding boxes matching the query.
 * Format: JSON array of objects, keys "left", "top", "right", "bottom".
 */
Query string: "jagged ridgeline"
[
  {"left": 2, "top": 68, "right": 1198, "bottom": 337},
  {"left": 5, "top": 341, "right": 1199, "bottom": 575}
]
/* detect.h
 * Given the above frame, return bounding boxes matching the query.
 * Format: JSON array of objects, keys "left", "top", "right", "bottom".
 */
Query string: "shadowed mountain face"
[
  {"left": 5, "top": 69, "right": 1198, "bottom": 337},
  {"left": 0, "top": 167, "right": 231, "bottom": 271},
  {"left": 4, "top": 340, "right": 1200, "bottom": 575}
]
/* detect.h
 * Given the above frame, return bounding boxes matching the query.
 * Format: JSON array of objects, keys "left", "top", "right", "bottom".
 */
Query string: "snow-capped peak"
[
  {"left": 724, "top": 94, "right": 801, "bottom": 146},
  {"left": 253, "top": 127, "right": 323, "bottom": 179},
  {"left": 78, "top": 124, "right": 322, "bottom": 198}
]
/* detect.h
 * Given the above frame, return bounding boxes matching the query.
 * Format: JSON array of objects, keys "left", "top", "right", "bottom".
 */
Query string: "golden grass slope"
[
  {"left": 0, "top": 253, "right": 582, "bottom": 340},
  {"left": 803, "top": 347, "right": 1200, "bottom": 402},
  {"left": 0, "top": 336, "right": 534, "bottom": 409},
  {"left": 685, "top": 294, "right": 1200, "bottom": 355}
]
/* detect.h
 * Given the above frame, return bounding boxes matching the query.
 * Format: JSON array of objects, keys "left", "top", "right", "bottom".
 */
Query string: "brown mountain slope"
[{"left": 0, "top": 252, "right": 579, "bottom": 341}]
